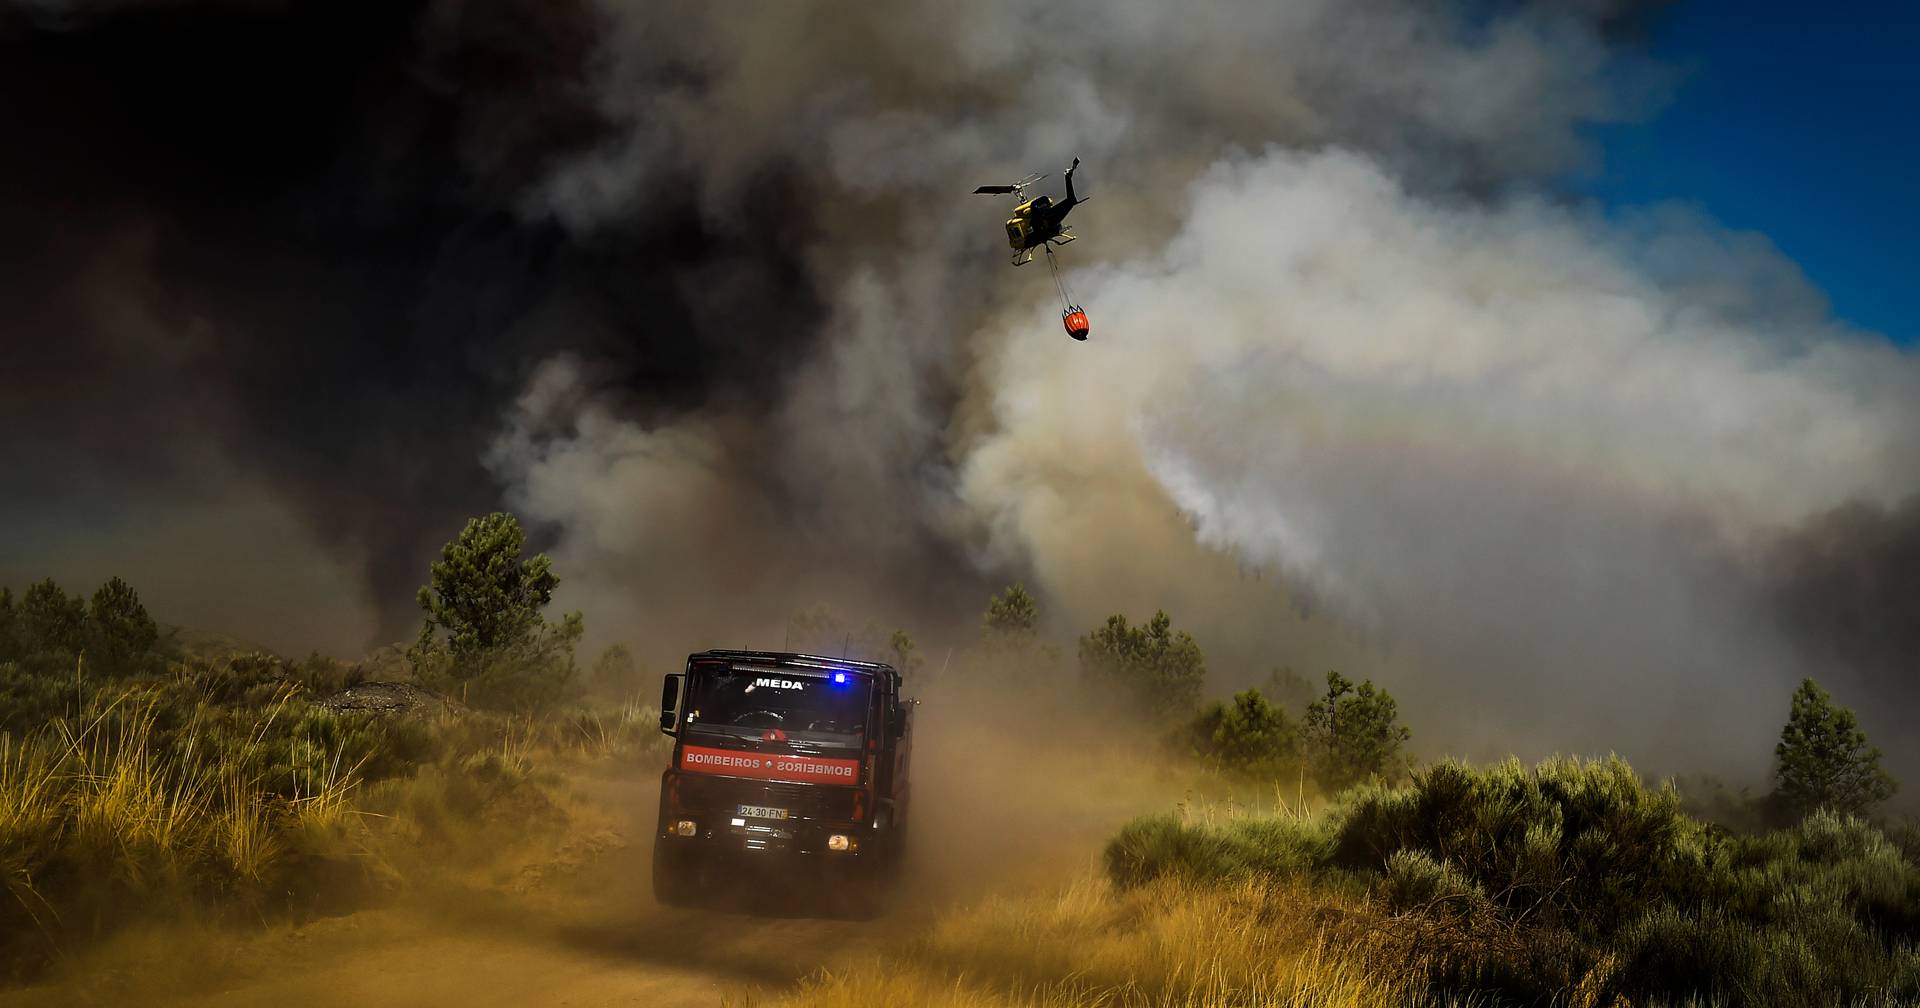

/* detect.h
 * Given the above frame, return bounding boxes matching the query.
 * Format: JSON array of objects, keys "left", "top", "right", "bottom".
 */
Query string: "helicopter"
[
  {"left": 974, "top": 158, "right": 1092, "bottom": 340},
  {"left": 974, "top": 157, "right": 1085, "bottom": 267}
]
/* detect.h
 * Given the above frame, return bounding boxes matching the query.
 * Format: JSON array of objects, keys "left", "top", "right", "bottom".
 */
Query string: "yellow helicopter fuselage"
[{"left": 1004, "top": 198, "right": 1042, "bottom": 250}]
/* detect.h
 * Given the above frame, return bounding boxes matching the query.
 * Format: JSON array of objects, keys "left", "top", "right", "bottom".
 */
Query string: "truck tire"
[
  {"left": 652, "top": 842, "right": 697, "bottom": 908},
  {"left": 885, "top": 818, "right": 908, "bottom": 881},
  {"left": 835, "top": 824, "right": 894, "bottom": 920}
]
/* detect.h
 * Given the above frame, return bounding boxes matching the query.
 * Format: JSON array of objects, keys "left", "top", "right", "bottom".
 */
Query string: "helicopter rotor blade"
[{"left": 973, "top": 185, "right": 1016, "bottom": 194}]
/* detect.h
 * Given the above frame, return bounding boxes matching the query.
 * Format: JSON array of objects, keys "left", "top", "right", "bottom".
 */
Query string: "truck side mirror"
[{"left": 659, "top": 673, "right": 685, "bottom": 736}]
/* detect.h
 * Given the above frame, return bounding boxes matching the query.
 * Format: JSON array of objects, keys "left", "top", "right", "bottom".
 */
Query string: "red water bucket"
[{"left": 1062, "top": 306, "right": 1090, "bottom": 341}]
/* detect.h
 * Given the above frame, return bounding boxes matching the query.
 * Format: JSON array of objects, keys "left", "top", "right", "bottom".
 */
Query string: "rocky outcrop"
[{"left": 316, "top": 681, "right": 464, "bottom": 718}]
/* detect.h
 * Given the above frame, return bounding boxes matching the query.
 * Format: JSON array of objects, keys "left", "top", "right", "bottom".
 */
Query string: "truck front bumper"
[{"left": 657, "top": 815, "right": 876, "bottom": 860}]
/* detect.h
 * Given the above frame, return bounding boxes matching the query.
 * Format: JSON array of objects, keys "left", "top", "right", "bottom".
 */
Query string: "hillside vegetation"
[
  {"left": 0, "top": 517, "right": 666, "bottom": 978},
  {"left": 5, "top": 519, "right": 1912, "bottom": 1006},
  {"left": 776, "top": 585, "right": 1917, "bottom": 1006},
  {"left": 1102, "top": 757, "right": 1920, "bottom": 1006},
  {"left": 774, "top": 758, "right": 1917, "bottom": 1008}
]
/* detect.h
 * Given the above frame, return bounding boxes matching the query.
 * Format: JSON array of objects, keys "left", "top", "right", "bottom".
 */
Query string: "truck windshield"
[{"left": 686, "top": 669, "right": 869, "bottom": 743}]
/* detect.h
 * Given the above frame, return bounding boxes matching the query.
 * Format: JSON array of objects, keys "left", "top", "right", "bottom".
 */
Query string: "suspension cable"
[{"left": 1045, "top": 245, "right": 1075, "bottom": 309}]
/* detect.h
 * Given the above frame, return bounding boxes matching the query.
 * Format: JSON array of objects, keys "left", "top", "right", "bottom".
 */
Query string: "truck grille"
[{"left": 675, "top": 774, "right": 857, "bottom": 820}]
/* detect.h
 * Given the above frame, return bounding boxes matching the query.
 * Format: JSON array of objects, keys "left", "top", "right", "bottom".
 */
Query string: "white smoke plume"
[{"left": 961, "top": 149, "right": 1919, "bottom": 773}]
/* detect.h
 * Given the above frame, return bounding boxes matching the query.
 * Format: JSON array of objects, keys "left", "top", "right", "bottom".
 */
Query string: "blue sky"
[{"left": 1577, "top": 0, "right": 1918, "bottom": 345}]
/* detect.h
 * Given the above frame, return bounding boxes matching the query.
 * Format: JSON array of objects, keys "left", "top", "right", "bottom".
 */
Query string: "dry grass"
[
  {"left": 554, "top": 696, "right": 671, "bottom": 765},
  {"left": 0, "top": 684, "right": 373, "bottom": 970},
  {"left": 783, "top": 873, "right": 1436, "bottom": 1008},
  {"left": 0, "top": 734, "right": 60, "bottom": 846}
]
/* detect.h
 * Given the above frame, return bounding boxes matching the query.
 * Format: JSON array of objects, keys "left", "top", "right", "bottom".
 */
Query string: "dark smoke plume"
[
  {"left": 1758, "top": 496, "right": 1920, "bottom": 770},
  {"left": 1, "top": 1, "right": 841, "bottom": 645}
]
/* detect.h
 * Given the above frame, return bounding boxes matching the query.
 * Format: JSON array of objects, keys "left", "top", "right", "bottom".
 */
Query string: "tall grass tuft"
[
  {"left": 1104, "top": 812, "right": 1338, "bottom": 890},
  {"left": 786, "top": 875, "right": 1432, "bottom": 1008},
  {"left": 0, "top": 644, "right": 651, "bottom": 976},
  {"left": 0, "top": 681, "right": 378, "bottom": 973}
]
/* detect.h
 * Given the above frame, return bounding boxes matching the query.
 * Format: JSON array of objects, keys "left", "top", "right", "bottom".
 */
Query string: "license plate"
[{"left": 736, "top": 805, "right": 790, "bottom": 820}]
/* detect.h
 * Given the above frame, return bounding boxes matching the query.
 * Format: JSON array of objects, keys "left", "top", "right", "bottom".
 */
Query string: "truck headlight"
[
  {"left": 674, "top": 820, "right": 698, "bottom": 837},
  {"left": 827, "top": 833, "right": 856, "bottom": 852}
]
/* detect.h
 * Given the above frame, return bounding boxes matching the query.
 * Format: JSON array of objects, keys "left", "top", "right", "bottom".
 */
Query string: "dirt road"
[
  {"left": 2, "top": 709, "right": 1169, "bottom": 1008},
  {"left": 123, "top": 874, "right": 897, "bottom": 1007},
  {"left": 1, "top": 776, "right": 919, "bottom": 1008}
]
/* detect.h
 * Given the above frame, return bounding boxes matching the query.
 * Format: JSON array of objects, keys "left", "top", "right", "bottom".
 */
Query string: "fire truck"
[{"left": 653, "top": 650, "right": 913, "bottom": 916}]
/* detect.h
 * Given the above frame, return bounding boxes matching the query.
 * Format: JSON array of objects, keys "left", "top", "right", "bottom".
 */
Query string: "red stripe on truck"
[{"left": 679, "top": 744, "right": 861, "bottom": 785}]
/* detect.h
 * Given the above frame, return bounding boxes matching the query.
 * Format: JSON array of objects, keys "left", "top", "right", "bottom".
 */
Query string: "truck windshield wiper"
[{"left": 684, "top": 723, "right": 863, "bottom": 754}]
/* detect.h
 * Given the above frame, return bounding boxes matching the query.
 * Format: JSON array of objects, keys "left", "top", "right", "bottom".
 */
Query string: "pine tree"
[
  {"left": 18, "top": 578, "right": 87, "bottom": 656},
  {"left": 88, "top": 577, "right": 158, "bottom": 675},
  {"left": 415, "top": 513, "right": 562, "bottom": 656},
  {"left": 410, "top": 513, "right": 582, "bottom": 710},
  {"left": 1772, "top": 678, "right": 1896, "bottom": 819},
  {"left": 1077, "top": 610, "right": 1206, "bottom": 716},
  {"left": 1305, "top": 670, "right": 1411, "bottom": 791},
  {"left": 983, "top": 583, "right": 1038, "bottom": 636}
]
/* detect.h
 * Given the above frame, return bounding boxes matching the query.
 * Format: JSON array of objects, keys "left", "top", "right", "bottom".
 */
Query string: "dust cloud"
[{"left": 0, "top": 655, "right": 1195, "bottom": 1008}]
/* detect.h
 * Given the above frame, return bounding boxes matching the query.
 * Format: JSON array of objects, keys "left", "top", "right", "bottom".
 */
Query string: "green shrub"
[
  {"left": 1614, "top": 902, "right": 1915, "bottom": 1007},
  {"left": 272, "top": 706, "right": 437, "bottom": 791},
  {"left": 0, "top": 659, "right": 84, "bottom": 736},
  {"left": 1106, "top": 756, "right": 1920, "bottom": 1006},
  {"left": 1184, "top": 688, "right": 1300, "bottom": 779},
  {"left": 411, "top": 638, "right": 580, "bottom": 713},
  {"left": 359, "top": 741, "right": 545, "bottom": 851},
  {"left": 1104, "top": 812, "right": 1335, "bottom": 890},
  {"left": 1673, "top": 772, "right": 1778, "bottom": 834},
  {"left": 1755, "top": 810, "right": 1920, "bottom": 944},
  {"left": 290, "top": 651, "right": 367, "bottom": 696},
  {"left": 0, "top": 685, "right": 380, "bottom": 974},
  {"left": 1106, "top": 813, "right": 1233, "bottom": 889},
  {"left": 1332, "top": 756, "right": 1704, "bottom": 934},
  {"left": 587, "top": 643, "right": 641, "bottom": 698},
  {"left": 551, "top": 698, "right": 672, "bottom": 762},
  {"left": 1379, "top": 849, "right": 1491, "bottom": 918}
]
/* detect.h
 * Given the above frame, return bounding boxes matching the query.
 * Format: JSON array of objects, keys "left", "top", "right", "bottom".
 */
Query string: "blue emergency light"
[{"left": 832, "top": 672, "right": 847, "bottom": 684}]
